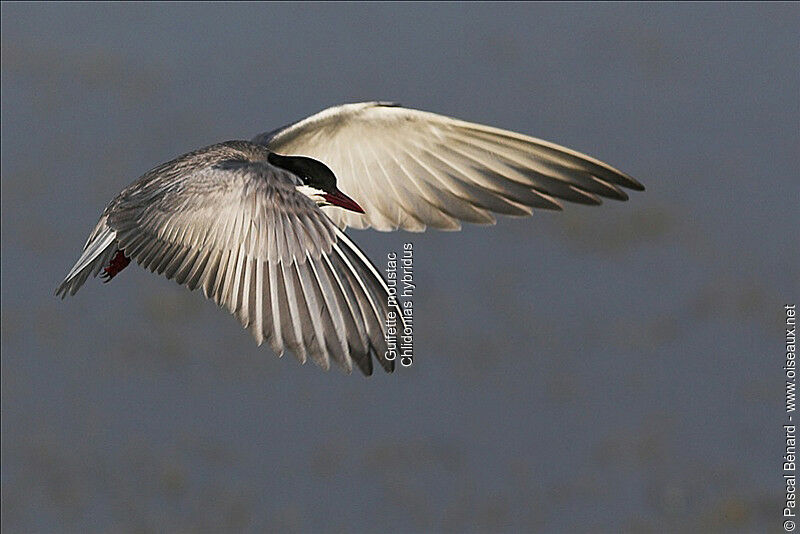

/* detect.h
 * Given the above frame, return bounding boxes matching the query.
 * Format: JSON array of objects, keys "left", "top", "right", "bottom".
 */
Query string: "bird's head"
[{"left": 267, "top": 152, "right": 364, "bottom": 213}]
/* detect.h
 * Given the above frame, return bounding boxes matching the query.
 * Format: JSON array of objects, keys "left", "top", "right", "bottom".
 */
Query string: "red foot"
[{"left": 101, "top": 250, "right": 131, "bottom": 282}]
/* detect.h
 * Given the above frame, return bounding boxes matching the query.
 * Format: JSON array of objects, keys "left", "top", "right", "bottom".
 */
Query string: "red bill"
[{"left": 324, "top": 189, "right": 365, "bottom": 213}]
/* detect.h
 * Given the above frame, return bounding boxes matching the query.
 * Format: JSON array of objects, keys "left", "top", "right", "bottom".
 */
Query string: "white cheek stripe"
[{"left": 296, "top": 185, "right": 326, "bottom": 201}]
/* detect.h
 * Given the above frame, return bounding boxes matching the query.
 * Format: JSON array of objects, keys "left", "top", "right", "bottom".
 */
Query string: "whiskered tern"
[{"left": 56, "top": 102, "right": 644, "bottom": 375}]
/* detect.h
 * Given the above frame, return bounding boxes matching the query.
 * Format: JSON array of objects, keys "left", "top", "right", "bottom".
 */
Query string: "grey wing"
[
  {"left": 253, "top": 102, "right": 644, "bottom": 232},
  {"left": 105, "top": 159, "right": 399, "bottom": 375}
]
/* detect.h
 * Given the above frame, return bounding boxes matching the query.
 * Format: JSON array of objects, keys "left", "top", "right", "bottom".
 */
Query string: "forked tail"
[{"left": 55, "top": 217, "right": 119, "bottom": 298}]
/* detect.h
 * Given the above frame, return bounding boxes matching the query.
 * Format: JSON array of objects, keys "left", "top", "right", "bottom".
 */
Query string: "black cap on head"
[{"left": 267, "top": 152, "right": 337, "bottom": 192}]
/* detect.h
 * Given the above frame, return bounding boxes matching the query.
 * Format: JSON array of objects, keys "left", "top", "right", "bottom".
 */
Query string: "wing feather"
[
  {"left": 76, "top": 143, "right": 399, "bottom": 374},
  {"left": 255, "top": 102, "right": 643, "bottom": 231}
]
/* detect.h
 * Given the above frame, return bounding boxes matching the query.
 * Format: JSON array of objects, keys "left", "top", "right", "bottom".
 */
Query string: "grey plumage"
[
  {"left": 57, "top": 141, "right": 399, "bottom": 375},
  {"left": 57, "top": 102, "right": 644, "bottom": 376}
]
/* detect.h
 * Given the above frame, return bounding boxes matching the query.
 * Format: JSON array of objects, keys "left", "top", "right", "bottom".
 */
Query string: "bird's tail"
[{"left": 55, "top": 217, "right": 118, "bottom": 298}]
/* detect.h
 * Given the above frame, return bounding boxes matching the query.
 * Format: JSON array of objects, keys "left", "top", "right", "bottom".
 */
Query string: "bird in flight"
[{"left": 56, "top": 102, "right": 644, "bottom": 376}]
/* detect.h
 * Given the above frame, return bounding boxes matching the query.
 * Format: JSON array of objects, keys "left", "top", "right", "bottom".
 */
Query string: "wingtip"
[
  {"left": 621, "top": 173, "right": 646, "bottom": 192},
  {"left": 569, "top": 186, "right": 602, "bottom": 206},
  {"left": 626, "top": 178, "right": 645, "bottom": 192}
]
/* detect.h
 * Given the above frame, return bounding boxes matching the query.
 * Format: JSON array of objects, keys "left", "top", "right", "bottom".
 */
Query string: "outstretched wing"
[
  {"left": 84, "top": 147, "right": 399, "bottom": 375},
  {"left": 253, "top": 102, "right": 644, "bottom": 232}
]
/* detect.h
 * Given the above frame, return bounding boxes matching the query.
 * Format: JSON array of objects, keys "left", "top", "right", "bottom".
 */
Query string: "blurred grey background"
[{"left": 2, "top": 2, "right": 798, "bottom": 532}]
